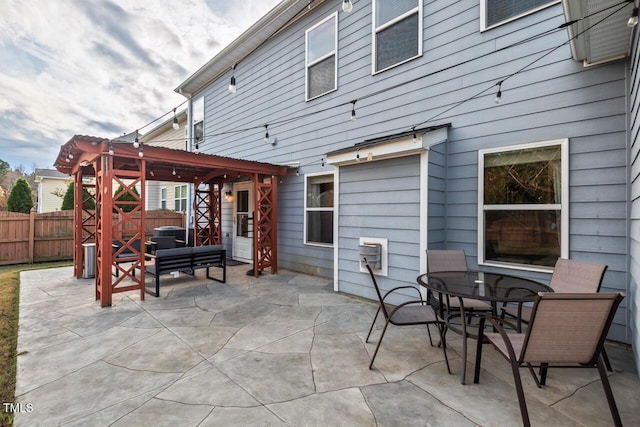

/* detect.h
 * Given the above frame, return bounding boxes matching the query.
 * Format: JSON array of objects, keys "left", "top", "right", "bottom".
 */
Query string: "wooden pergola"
[{"left": 54, "top": 135, "right": 288, "bottom": 306}]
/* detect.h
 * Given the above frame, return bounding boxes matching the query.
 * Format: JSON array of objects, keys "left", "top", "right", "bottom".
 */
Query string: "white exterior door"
[{"left": 232, "top": 182, "right": 254, "bottom": 263}]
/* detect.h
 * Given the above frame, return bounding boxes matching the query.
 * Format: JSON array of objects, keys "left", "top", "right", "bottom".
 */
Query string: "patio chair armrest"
[
  {"left": 382, "top": 285, "right": 424, "bottom": 303},
  {"left": 387, "top": 299, "right": 434, "bottom": 318},
  {"left": 484, "top": 316, "right": 520, "bottom": 362}
]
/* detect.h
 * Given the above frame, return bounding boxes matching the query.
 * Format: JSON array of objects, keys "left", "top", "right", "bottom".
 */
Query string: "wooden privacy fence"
[{"left": 0, "top": 210, "right": 185, "bottom": 266}]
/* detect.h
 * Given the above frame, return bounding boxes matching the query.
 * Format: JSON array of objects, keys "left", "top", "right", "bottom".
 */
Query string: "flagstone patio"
[{"left": 13, "top": 265, "right": 640, "bottom": 426}]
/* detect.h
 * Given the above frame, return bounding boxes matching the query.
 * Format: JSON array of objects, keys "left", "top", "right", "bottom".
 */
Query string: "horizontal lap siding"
[
  {"left": 189, "top": 1, "right": 631, "bottom": 341},
  {"left": 338, "top": 156, "right": 420, "bottom": 303}
]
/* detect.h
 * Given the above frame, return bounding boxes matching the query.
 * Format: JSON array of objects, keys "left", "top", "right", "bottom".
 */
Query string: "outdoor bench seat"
[{"left": 144, "top": 245, "right": 226, "bottom": 297}]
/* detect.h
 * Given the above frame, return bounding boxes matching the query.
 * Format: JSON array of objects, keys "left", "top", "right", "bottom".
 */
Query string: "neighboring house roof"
[
  {"left": 142, "top": 108, "right": 187, "bottom": 143},
  {"left": 175, "top": 0, "right": 321, "bottom": 97},
  {"left": 35, "top": 168, "right": 71, "bottom": 182},
  {"left": 562, "top": 0, "right": 637, "bottom": 64}
]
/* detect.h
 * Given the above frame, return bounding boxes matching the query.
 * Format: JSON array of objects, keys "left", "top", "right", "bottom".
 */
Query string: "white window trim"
[
  {"left": 174, "top": 184, "right": 188, "bottom": 212},
  {"left": 372, "top": 0, "right": 423, "bottom": 75},
  {"left": 480, "top": 0, "right": 560, "bottom": 32},
  {"left": 305, "top": 12, "right": 338, "bottom": 101},
  {"left": 160, "top": 186, "right": 167, "bottom": 210},
  {"left": 304, "top": 171, "right": 335, "bottom": 247},
  {"left": 477, "top": 138, "right": 569, "bottom": 273}
]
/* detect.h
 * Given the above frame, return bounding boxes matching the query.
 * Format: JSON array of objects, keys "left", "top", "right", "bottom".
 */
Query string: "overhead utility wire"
[
  {"left": 131, "top": 0, "right": 633, "bottom": 149},
  {"left": 409, "top": 0, "right": 634, "bottom": 130}
]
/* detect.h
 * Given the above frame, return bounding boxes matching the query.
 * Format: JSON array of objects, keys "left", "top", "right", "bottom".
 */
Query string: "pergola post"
[
  {"left": 73, "top": 169, "right": 84, "bottom": 278},
  {"left": 253, "top": 174, "right": 278, "bottom": 276},
  {"left": 95, "top": 153, "right": 114, "bottom": 306}
]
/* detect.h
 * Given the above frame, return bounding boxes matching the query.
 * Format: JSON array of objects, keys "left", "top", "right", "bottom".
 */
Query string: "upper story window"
[
  {"left": 372, "top": 0, "right": 423, "bottom": 74},
  {"left": 306, "top": 12, "right": 337, "bottom": 101},
  {"left": 481, "top": 0, "right": 558, "bottom": 31},
  {"left": 478, "top": 139, "right": 568, "bottom": 271},
  {"left": 305, "top": 173, "right": 334, "bottom": 246},
  {"left": 192, "top": 96, "right": 204, "bottom": 150}
]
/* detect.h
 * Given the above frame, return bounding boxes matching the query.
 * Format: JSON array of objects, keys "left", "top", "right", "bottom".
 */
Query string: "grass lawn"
[{"left": 0, "top": 261, "right": 72, "bottom": 427}]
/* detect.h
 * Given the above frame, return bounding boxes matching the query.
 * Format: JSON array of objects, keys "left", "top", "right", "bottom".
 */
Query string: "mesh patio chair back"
[
  {"left": 427, "top": 250, "right": 468, "bottom": 273},
  {"left": 475, "top": 292, "right": 625, "bottom": 427},
  {"left": 549, "top": 258, "right": 607, "bottom": 294},
  {"left": 523, "top": 293, "right": 620, "bottom": 364}
]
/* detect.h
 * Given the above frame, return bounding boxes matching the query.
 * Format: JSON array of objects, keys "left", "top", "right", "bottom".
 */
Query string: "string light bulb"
[
  {"left": 172, "top": 108, "right": 179, "bottom": 130},
  {"left": 412, "top": 127, "right": 418, "bottom": 143},
  {"left": 342, "top": 0, "right": 353, "bottom": 13},
  {"left": 350, "top": 100, "right": 357, "bottom": 122},
  {"left": 229, "top": 64, "right": 237, "bottom": 93},
  {"left": 68, "top": 152, "right": 74, "bottom": 159},
  {"left": 172, "top": 166, "right": 176, "bottom": 176},
  {"left": 296, "top": 168, "right": 300, "bottom": 177},
  {"left": 108, "top": 141, "right": 114, "bottom": 156},
  {"left": 138, "top": 143, "right": 144, "bottom": 158},
  {"left": 194, "top": 142, "right": 200, "bottom": 154},
  {"left": 628, "top": 7, "right": 639, "bottom": 27},
  {"left": 495, "top": 81, "right": 503, "bottom": 104},
  {"left": 264, "top": 124, "right": 270, "bottom": 144},
  {"left": 133, "top": 130, "right": 139, "bottom": 148}
]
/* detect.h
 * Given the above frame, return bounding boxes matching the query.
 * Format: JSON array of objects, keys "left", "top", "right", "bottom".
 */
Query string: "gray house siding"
[
  {"left": 337, "top": 155, "right": 421, "bottom": 304},
  {"left": 629, "top": 25, "right": 640, "bottom": 368},
  {"left": 184, "top": 1, "right": 632, "bottom": 343}
]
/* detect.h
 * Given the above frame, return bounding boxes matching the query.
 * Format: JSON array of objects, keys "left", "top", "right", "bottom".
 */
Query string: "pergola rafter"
[{"left": 55, "top": 135, "right": 287, "bottom": 307}]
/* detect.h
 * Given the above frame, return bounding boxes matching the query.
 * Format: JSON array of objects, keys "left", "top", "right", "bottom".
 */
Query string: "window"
[
  {"left": 478, "top": 139, "right": 568, "bottom": 270},
  {"left": 306, "top": 13, "right": 337, "bottom": 100},
  {"left": 160, "top": 187, "right": 167, "bottom": 210},
  {"left": 372, "top": 0, "right": 422, "bottom": 73},
  {"left": 174, "top": 184, "right": 188, "bottom": 212},
  {"left": 481, "top": 0, "right": 558, "bottom": 31},
  {"left": 305, "top": 173, "right": 334, "bottom": 245},
  {"left": 192, "top": 96, "right": 204, "bottom": 150}
]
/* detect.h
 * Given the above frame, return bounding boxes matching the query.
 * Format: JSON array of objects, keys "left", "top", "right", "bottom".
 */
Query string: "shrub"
[
  {"left": 61, "top": 182, "right": 95, "bottom": 211},
  {"left": 113, "top": 184, "right": 140, "bottom": 213},
  {"left": 7, "top": 178, "right": 33, "bottom": 213}
]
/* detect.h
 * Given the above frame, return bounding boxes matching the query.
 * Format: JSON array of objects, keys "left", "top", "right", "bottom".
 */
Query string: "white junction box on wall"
[{"left": 358, "top": 237, "right": 388, "bottom": 276}]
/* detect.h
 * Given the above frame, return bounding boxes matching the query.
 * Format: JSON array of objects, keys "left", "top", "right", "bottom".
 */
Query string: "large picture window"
[
  {"left": 478, "top": 139, "right": 568, "bottom": 269},
  {"left": 306, "top": 13, "right": 337, "bottom": 100},
  {"left": 481, "top": 0, "right": 558, "bottom": 31},
  {"left": 305, "top": 173, "right": 334, "bottom": 245},
  {"left": 372, "top": 0, "right": 422, "bottom": 73}
]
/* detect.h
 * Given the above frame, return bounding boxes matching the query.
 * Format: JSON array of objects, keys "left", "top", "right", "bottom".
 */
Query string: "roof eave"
[{"left": 174, "top": 0, "right": 322, "bottom": 98}]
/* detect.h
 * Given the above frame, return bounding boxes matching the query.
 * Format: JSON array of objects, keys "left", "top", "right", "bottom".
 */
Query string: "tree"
[
  {"left": 0, "top": 159, "right": 9, "bottom": 177},
  {"left": 113, "top": 184, "right": 140, "bottom": 213},
  {"left": 7, "top": 178, "right": 34, "bottom": 213},
  {"left": 61, "top": 182, "right": 95, "bottom": 211}
]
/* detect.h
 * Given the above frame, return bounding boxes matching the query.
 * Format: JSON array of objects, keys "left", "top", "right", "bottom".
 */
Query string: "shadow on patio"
[{"left": 13, "top": 265, "right": 640, "bottom": 426}]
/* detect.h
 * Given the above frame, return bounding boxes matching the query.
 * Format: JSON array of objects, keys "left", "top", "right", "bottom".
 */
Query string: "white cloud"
[{"left": 0, "top": 0, "right": 280, "bottom": 170}]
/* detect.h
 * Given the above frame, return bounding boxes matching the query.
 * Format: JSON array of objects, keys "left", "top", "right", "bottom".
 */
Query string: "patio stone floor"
[{"left": 13, "top": 265, "right": 640, "bottom": 426}]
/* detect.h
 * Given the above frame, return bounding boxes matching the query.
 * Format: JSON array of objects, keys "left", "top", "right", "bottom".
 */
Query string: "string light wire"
[{"left": 122, "top": 0, "right": 632, "bottom": 154}]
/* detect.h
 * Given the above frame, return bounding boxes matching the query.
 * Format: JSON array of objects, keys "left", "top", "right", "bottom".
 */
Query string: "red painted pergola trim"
[{"left": 55, "top": 135, "right": 287, "bottom": 306}]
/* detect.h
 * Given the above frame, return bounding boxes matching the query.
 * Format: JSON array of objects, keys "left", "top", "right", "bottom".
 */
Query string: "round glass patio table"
[{"left": 416, "top": 270, "right": 552, "bottom": 384}]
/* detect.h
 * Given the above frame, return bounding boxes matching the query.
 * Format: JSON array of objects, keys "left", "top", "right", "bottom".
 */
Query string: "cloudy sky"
[{"left": 0, "top": 0, "right": 281, "bottom": 171}]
